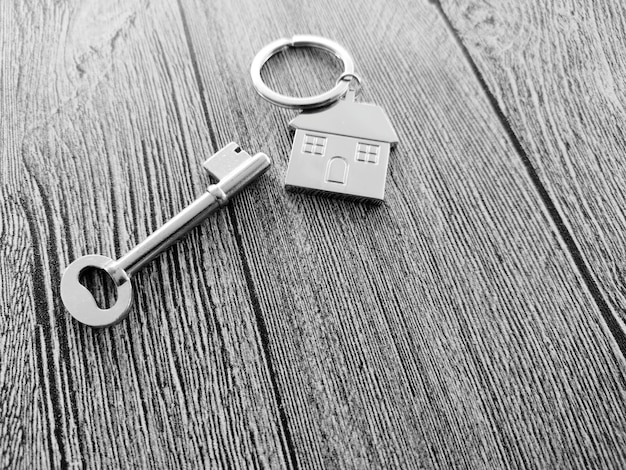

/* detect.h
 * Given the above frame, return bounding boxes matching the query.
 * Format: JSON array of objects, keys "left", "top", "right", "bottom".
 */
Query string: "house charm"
[{"left": 285, "top": 91, "right": 399, "bottom": 203}]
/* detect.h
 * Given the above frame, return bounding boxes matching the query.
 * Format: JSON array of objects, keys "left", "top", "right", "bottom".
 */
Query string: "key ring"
[
  {"left": 250, "top": 34, "right": 398, "bottom": 202},
  {"left": 250, "top": 35, "right": 355, "bottom": 110}
]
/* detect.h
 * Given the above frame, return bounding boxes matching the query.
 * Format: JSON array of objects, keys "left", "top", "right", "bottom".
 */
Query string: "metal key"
[{"left": 61, "top": 142, "right": 271, "bottom": 328}]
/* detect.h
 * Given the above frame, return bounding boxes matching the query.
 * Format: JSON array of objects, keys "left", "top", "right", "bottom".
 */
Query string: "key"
[{"left": 61, "top": 142, "right": 271, "bottom": 328}]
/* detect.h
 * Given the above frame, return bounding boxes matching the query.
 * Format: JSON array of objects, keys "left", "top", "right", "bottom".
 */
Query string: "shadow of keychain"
[{"left": 251, "top": 35, "right": 399, "bottom": 203}]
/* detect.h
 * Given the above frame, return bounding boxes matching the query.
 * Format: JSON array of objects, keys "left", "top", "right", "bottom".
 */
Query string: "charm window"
[
  {"left": 302, "top": 134, "right": 327, "bottom": 155},
  {"left": 356, "top": 143, "right": 380, "bottom": 164}
]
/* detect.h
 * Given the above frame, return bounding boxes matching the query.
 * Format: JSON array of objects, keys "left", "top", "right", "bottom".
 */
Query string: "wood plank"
[
  {"left": 1, "top": 0, "right": 291, "bottom": 468},
  {"left": 178, "top": 0, "right": 626, "bottom": 468},
  {"left": 439, "top": 0, "right": 626, "bottom": 343},
  {"left": 2, "top": 0, "right": 626, "bottom": 468}
]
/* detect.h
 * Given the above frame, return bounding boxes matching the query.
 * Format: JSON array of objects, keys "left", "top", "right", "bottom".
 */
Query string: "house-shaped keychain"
[{"left": 284, "top": 90, "right": 399, "bottom": 203}]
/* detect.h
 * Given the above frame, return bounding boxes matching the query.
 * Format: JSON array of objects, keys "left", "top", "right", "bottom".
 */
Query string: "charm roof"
[{"left": 289, "top": 93, "right": 399, "bottom": 145}]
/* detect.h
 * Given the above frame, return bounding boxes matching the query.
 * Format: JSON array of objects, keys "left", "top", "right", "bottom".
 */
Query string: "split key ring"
[{"left": 250, "top": 35, "right": 355, "bottom": 110}]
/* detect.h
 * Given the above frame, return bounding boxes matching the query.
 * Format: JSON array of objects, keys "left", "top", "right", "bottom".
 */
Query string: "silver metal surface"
[
  {"left": 285, "top": 91, "right": 399, "bottom": 202},
  {"left": 250, "top": 35, "right": 355, "bottom": 110},
  {"left": 61, "top": 143, "right": 271, "bottom": 328},
  {"left": 336, "top": 72, "right": 361, "bottom": 87},
  {"left": 251, "top": 35, "right": 398, "bottom": 202},
  {"left": 61, "top": 255, "right": 133, "bottom": 328},
  {"left": 336, "top": 73, "right": 362, "bottom": 98}
]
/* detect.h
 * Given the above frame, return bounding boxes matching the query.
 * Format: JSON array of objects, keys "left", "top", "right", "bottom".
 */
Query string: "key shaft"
[
  {"left": 109, "top": 151, "right": 269, "bottom": 281},
  {"left": 61, "top": 143, "right": 271, "bottom": 328}
]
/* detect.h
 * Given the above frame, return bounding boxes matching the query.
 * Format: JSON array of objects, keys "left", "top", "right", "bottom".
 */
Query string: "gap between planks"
[
  {"left": 175, "top": 0, "right": 300, "bottom": 467},
  {"left": 430, "top": 0, "right": 626, "bottom": 361}
]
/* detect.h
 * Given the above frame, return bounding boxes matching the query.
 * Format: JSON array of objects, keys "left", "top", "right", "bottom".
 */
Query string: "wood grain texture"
[
  {"left": 439, "top": 0, "right": 626, "bottom": 341},
  {"left": 1, "top": 0, "right": 291, "bottom": 468},
  {"left": 1, "top": 0, "right": 626, "bottom": 468},
  {"left": 179, "top": 0, "right": 626, "bottom": 468}
]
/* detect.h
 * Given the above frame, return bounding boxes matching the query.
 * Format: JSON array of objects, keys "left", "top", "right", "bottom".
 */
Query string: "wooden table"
[{"left": 2, "top": 0, "right": 626, "bottom": 468}]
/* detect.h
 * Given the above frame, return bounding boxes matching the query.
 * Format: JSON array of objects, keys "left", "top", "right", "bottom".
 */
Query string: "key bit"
[{"left": 61, "top": 142, "right": 271, "bottom": 328}]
